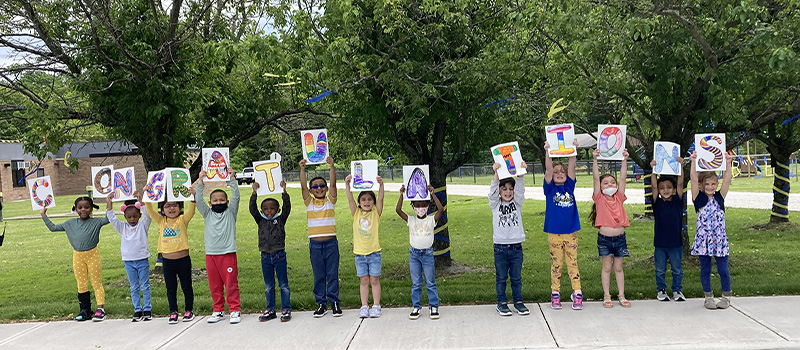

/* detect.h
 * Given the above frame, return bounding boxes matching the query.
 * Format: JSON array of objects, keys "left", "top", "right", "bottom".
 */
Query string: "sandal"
[
  {"left": 602, "top": 295, "right": 613, "bottom": 308},
  {"left": 618, "top": 295, "right": 631, "bottom": 308}
]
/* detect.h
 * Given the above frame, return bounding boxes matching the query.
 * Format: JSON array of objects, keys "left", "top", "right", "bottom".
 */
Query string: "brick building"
[{"left": 0, "top": 141, "right": 146, "bottom": 202}]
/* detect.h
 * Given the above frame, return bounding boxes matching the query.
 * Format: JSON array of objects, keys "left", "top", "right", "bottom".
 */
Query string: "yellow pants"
[
  {"left": 548, "top": 233, "right": 581, "bottom": 292},
  {"left": 73, "top": 247, "right": 105, "bottom": 305}
]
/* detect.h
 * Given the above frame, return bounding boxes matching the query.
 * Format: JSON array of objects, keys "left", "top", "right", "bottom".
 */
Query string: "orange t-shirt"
[{"left": 592, "top": 191, "right": 630, "bottom": 228}]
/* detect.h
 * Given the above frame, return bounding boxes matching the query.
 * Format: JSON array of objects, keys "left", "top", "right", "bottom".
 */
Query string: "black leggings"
[{"left": 163, "top": 255, "right": 194, "bottom": 313}]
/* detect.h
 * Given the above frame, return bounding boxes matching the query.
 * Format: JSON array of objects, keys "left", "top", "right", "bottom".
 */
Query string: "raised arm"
[
  {"left": 431, "top": 185, "right": 444, "bottom": 222},
  {"left": 344, "top": 174, "right": 357, "bottom": 216},
  {"left": 327, "top": 156, "right": 338, "bottom": 199},
  {"left": 568, "top": 138, "right": 578, "bottom": 179},
  {"left": 488, "top": 163, "right": 501, "bottom": 209},
  {"left": 41, "top": 209, "right": 65, "bottom": 232},
  {"left": 690, "top": 151, "right": 699, "bottom": 200},
  {"left": 395, "top": 185, "right": 408, "bottom": 222},
  {"left": 249, "top": 182, "right": 262, "bottom": 222},
  {"left": 619, "top": 148, "right": 629, "bottom": 195},
  {"left": 592, "top": 148, "right": 601, "bottom": 196},
  {"left": 720, "top": 153, "right": 733, "bottom": 199},
  {"left": 194, "top": 171, "right": 209, "bottom": 216},
  {"left": 513, "top": 161, "right": 526, "bottom": 205},
  {"left": 281, "top": 181, "right": 291, "bottom": 218},
  {"left": 228, "top": 176, "right": 240, "bottom": 216},
  {"left": 299, "top": 159, "right": 310, "bottom": 201},
  {"left": 376, "top": 176, "right": 385, "bottom": 216},
  {"left": 105, "top": 193, "right": 126, "bottom": 233},
  {"left": 544, "top": 141, "right": 554, "bottom": 183},
  {"left": 649, "top": 159, "right": 659, "bottom": 202},
  {"left": 676, "top": 157, "right": 685, "bottom": 200}
]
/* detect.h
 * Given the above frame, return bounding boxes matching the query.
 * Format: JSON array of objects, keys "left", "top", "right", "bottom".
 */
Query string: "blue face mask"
[{"left": 261, "top": 213, "right": 279, "bottom": 220}]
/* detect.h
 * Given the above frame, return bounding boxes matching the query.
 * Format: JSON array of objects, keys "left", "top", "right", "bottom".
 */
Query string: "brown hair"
[
  {"left": 552, "top": 162, "right": 567, "bottom": 173},
  {"left": 588, "top": 174, "right": 617, "bottom": 223},
  {"left": 697, "top": 172, "right": 719, "bottom": 187}
]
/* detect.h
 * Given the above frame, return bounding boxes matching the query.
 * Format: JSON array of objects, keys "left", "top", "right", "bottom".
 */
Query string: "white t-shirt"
[{"left": 407, "top": 215, "right": 436, "bottom": 249}]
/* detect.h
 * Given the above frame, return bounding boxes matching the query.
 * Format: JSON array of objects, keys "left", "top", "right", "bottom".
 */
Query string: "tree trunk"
[
  {"left": 429, "top": 162, "right": 451, "bottom": 268},
  {"left": 769, "top": 151, "right": 791, "bottom": 223},
  {"left": 643, "top": 168, "right": 654, "bottom": 219}
]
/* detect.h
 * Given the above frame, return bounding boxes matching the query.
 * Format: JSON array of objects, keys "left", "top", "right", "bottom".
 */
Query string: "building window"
[{"left": 11, "top": 161, "right": 26, "bottom": 187}]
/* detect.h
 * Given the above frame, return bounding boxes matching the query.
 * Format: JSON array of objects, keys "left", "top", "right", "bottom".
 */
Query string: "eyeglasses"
[{"left": 311, "top": 184, "right": 327, "bottom": 189}]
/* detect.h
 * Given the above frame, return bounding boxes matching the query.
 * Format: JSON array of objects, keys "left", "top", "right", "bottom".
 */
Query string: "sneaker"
[
  {"left": 359, "top": 306, "right": 369, "bottom": 318},
  {"left": 280, "top": 310, "right": 292, "bottom": 322},
  {"left": 207, "top": 311, "right": 225, "bottom": 323},
  {"left": 143, "top": 310, "right": 152, "bottom": 321},
  {"left": 673, "top": 291, "right": 686, "bottom": 302},
  {"left": 168, "top": 312, "right": 179, "bottom": 324},
  {"left": 657, "top": 289, "right": 670, "bottom": 301},
  {"left": 132, "top": 311, "right": 144, "bottom": 322},
  {"left": 229, "top": 311, "right": 241, "bottom": 324},
  {"left": 571, "top": 293, "right": 584, "bottom": 310},
  {"left": 429, "top": 306, "right": 440, "bottom": 320},
  {"left": 313, "top": 304, "right": 327, "bottom": 318},
  {"left": 332, "top": 302, "right": 343, "bottom": 317},
  {"left": 551, "top": 293, "right": 562, "bottom": 310},
  {"left": 409, "top": 308, "right": 421, "bottom": 320},
  {"left": 92, "top": 308, "right": 106, "bottom": 322},
  {"left": 76, "top": 309, "right": 92, "bottom": 322},
  {"left": 513, "top": 302, "right": 530, "bottom": 315},
  {"left": 369, "top": 305, "right": 382, "bottom": 318},
  {"left": 259, "top": 310, "right": 277, "bottom": 322},
  {"left": 496, "top": 303, "right": 512, "bottom": 316},
  {"left": 182, "top": 311, "right": 195, "bottom": 322}
]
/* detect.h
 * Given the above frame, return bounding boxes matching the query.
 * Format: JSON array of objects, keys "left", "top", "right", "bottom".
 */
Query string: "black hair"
[
  {"left": 72, "top": 196, "right": 99, "bottom": 211},
  {"left": 158, "top": 201, "right": 185, "bottom": 215},
  {"left": 210, "top": 189, "right": 228, "bottom": 200},
  {"left": 122, "top": 199, "right": 141, "bottom": 214},
  {"left": 499, "top": 177, "right": 515, "bottom": 189},
  {"left": 309, "top": 176, "right": 327, "bottom": 187},
  {"left": 656, "top": 175, "right": 677, "bottom": 189},
  {"left": 357, "top": 191, "right": 377, "bottom": 208},
  {"left": 260, "top": 198, "right": 280, "bottom": 208}
]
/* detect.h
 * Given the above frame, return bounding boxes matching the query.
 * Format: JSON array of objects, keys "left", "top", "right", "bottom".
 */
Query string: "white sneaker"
[
  {"left": 207, "top": 311, "right": 224, "bottom": 323},
  {"left": 429, "top": 306, "right": 440, "bottom": 320},
  {"left": 409, "top": 308, "right": 420, "bottom": 320},
  {"left": 229, "top": 311, "right": 241, "bottom": 324},
  {"left": 673, "top": 291, "right": 686, "bottom": 302},
  {"left": 359, "top": 306, "right": 369, "bottom": 318},
  {"left": 657, "top": 289, "right": 670, "bottom": 301},
  {"left": 369, "top": 305, "right": 381, "bottom": 318}
]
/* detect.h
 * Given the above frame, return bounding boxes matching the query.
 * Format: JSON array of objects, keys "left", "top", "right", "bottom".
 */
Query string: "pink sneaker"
[
  {"left": 571, "top": 293, "right": 583, "bottom": 310},
  {"left": 550, "top": 293, "right": 562, "bottom": 309}
]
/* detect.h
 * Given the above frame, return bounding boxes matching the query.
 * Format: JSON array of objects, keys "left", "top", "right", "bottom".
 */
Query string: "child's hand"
[
  {"left": 133, "top": 190, "right": 141, "bottom": 201},
  {"left": 544, "top": 141, "right": 550, "bottom": 150},
  {"left": 492, "top": 163, "right": 501, "bottom": 172},
  {"left": 427, "top": 185, "right": 434, "bottom": 193},
  {"left": 40, "top": 207, "right": 47, "bottom": 217},
  {"left": 142, "top": 184, "right": 152, "bottom": 192},
  {"left": 592, "top": 149, "right": 600, "bottom": 158},
  {"left": 344, "top": 174, "right": 352, "bottom": 184},
  {"left": 690, "top": 150, "right": 697, "bottom": 160},
  {"left": 280, "top": 180, "right": 287, "bottom": 192},
  {"left": 520, "top": 160, "right": 527, "bottom": 170},
  {"left": 197, "top": 171, "right": 206, "bottom": 184},
  {"left": 376, "top": 176, "right": 383, "bottom": 184},
  {"left": 622, "top": 148, "right": 629, "bottom": 158},
  {"left": 676, "top": 156, "right": 684, "bottom": 163},
  {"left": 399, "top": 185, "right": 406, "bottom": 193},
  {"left": 252, "top": 182, "right": 260, "bottom": 191},
  {"left": 106, "top": 193, "right": 114, "bottom": 207},
  {"left": 725, "top": 152, "right": 733, "bottom": 161},
  {"left": 650, "top": 159, "right": 657, "bottom": 167},
  {"left": 189, "top": 186, "right": 196, "bottom": 196},
  {"left": 573, "top": 138, "right": 579, "bottom": 147},
  {"left": 326, "top": 156, "right": 334, "bottom": 165},
  {"left": 299, "top": 159, "right": 307, "bottom": 168}
]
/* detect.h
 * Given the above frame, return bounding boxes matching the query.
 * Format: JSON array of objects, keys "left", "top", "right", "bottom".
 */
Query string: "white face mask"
[
  {"left": 602, "top": 187, "right": 618, "bottom": 196},
  {"left": 413, "top": 207, "right": 428, "bottom": 217}
]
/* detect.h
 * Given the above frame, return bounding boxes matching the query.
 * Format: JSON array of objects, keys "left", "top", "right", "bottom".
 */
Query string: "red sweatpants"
[{"left": 206, "top": 253, "right": 241, "bottom": 312}]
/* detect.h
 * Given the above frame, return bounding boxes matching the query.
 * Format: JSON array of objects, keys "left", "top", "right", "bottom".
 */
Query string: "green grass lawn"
[{"left": 0, "top": 188, "right": 797, "bottom": 322}]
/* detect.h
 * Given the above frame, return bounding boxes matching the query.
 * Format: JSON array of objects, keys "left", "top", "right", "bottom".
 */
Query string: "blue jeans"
[
  {"left": 494, "top": 243, "right": 523, "bottom": 304},
  {"left": 355, "top": 252, "right": 382, "bottom": 277},
  {"left": 654, "top": 246, "right": 683, "bottom": 292},
  {"left": 124, "top": 258, "right": 151, "bottom": 312},
  {"left": 261, "top": 250, "right": 291, "bottom": 312},
  {"left": 699, "top": 255, "right": 731, "bottom": 292},
  {"left": 409, "top": 247, "right": 439, "bottom": 308},
  {"left": 597, "top": 233, "right": 631, "bottom": 257},
  {"left": 309, "top": 238, "right": 340, "bottom": 305}
]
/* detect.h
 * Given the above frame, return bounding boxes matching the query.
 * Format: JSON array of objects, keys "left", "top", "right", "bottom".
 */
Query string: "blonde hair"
[{"left": 697, "top": 172, "right": 719, "bottom": 186}]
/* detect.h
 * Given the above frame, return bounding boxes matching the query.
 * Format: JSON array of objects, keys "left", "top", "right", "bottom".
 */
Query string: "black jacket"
[{"left": 250, "top": 192, "right": 290, "bottom": 252}]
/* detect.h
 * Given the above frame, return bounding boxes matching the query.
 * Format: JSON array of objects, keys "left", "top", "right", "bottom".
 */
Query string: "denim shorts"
[
  {"left": 597, "top": 233, "right": 630, "bottom": 258},
  {"left": 355, "top": 251, "right": 382, "bottom": 277}
]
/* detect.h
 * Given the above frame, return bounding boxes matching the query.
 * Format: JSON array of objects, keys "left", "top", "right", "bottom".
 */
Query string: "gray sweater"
[
  {"left": 43, "top": 215, "right": 110, "bottom": 251},
  {"left": 488, "top": 177, "right": 526, "bottom": 244},
  {"left": 196, "top": 179, "right": 240, "bottom": 255}
]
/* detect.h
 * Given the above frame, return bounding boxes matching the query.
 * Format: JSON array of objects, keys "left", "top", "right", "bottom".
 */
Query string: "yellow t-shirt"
[
  {"left": 146, "top": 202, "right": 196, "bottom": 254},
  {"left": 305, "top": 194, "right": 337, "bottom": 238},
  {"left": 352, "top": 208, "right": 381, "bottom": 255}
]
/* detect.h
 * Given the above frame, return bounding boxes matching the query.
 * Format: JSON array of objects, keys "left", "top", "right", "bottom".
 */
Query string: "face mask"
[
  {"left": 261, "top": 213, "right": 279, "bottom": 220},
  {"left": 602, "top": 187, "right": 618, "bottom": 196},
  {"left": 211, "top": 204, "right": 228, "bottom": 213},
  {"left": 414, "top": 207, "right": 428, "bottom": 217}
]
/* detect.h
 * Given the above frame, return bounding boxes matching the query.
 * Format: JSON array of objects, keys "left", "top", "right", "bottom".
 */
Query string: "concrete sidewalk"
[{"left": 1, "top": 296, "right": 797, "bottom": 350}]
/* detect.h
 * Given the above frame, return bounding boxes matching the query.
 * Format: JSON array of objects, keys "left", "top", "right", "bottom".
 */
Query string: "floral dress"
[{"left": 691, "top": 193, "right": 729, "bottom": 257}]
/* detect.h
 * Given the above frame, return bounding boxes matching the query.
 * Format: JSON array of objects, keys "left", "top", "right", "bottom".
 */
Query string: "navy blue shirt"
[
  {"left": 653, "top": 197, "right": 683, "bottom": 248},
  {"left": 693, "top": 191, "right": 725, "bottom": 213},
  {"left": 543, "top": 177, "right": 581, "bottom": 234}
]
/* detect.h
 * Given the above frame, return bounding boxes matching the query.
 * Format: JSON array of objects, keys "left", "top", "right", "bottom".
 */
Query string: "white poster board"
[
  {"left": 545, "top": 123, "right": 577, "bottom": 157},
  {"left": 490, "top": 142, "right": 526, "bottom": 179},
  {"left": 143, "top": 170, "right": 167, "bottom": 203},
  {"left": 653, "top": 142, "right": 682, "bottom": 175},
  {"left": 300, "top": 129, "right": 329, "bottom": 165},
  {"left": 695, "top": 133, "right": 727, "bottom": 171},
  {"left": 403, "top": 165, "right": 431, "bottom": 201},
  {"left": 350, "top": 160, "right": 378, "bottom": 191},
  {"left": 597, "top": 125, "right": 627, "bottom": 160},
  {"left": 166, "top": 168, "right": 194, "bottom": 202},
  {"left": 253, "top": 160, "right": 283, "bottom": 196},
  {"left": 28, "top": 176, "right": 55, "bottom": 210},
  {"left": 91, "top": 165, "right": 114, "bottom": 198},
  {"left": 202, "top": 147, "right": 231, "bottom": 181},
  {"left": 112, "top": 167, "right": 136, "bottom": 202}
]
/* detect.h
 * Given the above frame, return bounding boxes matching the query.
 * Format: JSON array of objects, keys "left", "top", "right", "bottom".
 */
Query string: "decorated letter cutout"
[
  {"left": 92, "top": 165, "right": 114, "bottom": 198},
  {"left": 28, "top": 176, "right": 55, "bottom": 210},
  {"left": 545, "top": 124, "right": 577, "bottom": 157},
  {"left": 654, "top": 142, "right": 681, "bottom": 175},
  {"left": 597, "top": 125, "right": 627, "bottom": 160},
  {"left": 144, "top": 170, "right": 166, "bottom": 203},
  {"left": 202, "top": 147, "right": 231, "bottom": 181},
  {"left": 695, "top": 133, "right": 726, "bottom": 171},
  {"left": 253, "top": 160, "right": 283, "bottom": 196},
  {"left": 491, "top": 142, "right": 527, "bottom": 179},
  {"left": 167, "top": 168, "right": 194, "bottom": 201},
  {"left": 403, "top": 165, "right": 431, "bottom": 201},
  {"left": 350, "top": 160, "right": 378, "bottom": 191},
  {"left": 112, "top": 167, "right": 136, "bottom": 202},
  {"left": 301, "top": 129, "right": 329, "bottom": 164}
]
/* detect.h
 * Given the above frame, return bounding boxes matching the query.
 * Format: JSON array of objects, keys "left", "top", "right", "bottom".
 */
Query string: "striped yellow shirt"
[{"left": 305, "top": 194, "right": 337, "bottom": 238}]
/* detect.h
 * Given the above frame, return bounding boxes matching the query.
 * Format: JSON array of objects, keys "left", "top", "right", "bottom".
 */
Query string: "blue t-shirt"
[
  {"left": 653, "top": 197, "right": 683, "bottom": 248},
  {"left": 543, "top": 177, "right": 580, "bottom": 234},
  {"left": 693, "top": 191, "right": 725, "bottom": 213}
]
